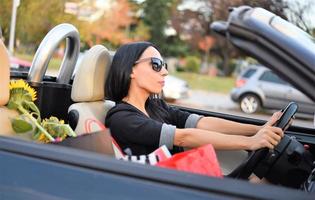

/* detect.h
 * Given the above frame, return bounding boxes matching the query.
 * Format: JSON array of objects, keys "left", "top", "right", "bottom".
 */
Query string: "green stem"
[
  {"left": 18, "top": 106, "right": 55, "bottom": 142},
  {"left": 44, "top": 122, "right": 77, "bottom": 137},
  {"left": 65, "top": 124, "right": 77, "bottom": 137}
]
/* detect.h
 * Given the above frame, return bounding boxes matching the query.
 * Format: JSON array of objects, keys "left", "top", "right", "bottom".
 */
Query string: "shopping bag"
[
  {"left": 121, "top": 145, "right": 172, "bottom": 165},
  {"left": 156, "top": 144, "right": 222, "bottom": 177}
]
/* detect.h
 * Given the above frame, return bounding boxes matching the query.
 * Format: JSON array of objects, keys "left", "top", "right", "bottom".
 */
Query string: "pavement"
[
  {"left": 176, "top": 89, "right": 239, "bottom": 113},
  {"left": 175, "top": 89, "right": 314, "bottom": 128},
  {"left": 42, "top": 72, "right": 315, "bottom": 128}
]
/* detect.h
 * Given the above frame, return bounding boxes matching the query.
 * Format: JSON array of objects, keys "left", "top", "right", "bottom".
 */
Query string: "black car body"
[{"left": 1, "top": 6, "right": 315, "bottom": 199}]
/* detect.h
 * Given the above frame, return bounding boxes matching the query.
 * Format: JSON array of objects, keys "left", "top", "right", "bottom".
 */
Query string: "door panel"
[
  {"left": 258, "top": 70, "right": 291, "bottom": 109},
  {"left": 288, "top": 88, "right": 315, "bottom": 114},
  {"left": 216, "top": 150, "right": 248, "bottom": 175}
]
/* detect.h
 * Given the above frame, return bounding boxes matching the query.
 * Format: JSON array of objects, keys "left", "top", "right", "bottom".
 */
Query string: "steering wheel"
[{"left": 227, "top": 102, "right": 298, "bottom": 179}]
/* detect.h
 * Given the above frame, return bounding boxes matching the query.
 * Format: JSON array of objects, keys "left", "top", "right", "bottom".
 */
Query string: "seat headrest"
[
  {"left": 71, "top": 45, "right": 111, "bottom": 102},
  {"left": 0, "top": 40, "right": 10, "bottom": 106}
]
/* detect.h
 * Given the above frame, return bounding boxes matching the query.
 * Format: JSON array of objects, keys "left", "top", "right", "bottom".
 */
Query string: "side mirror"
[{"left": 210, "top": 21, "right": 228, "bottom": 36}]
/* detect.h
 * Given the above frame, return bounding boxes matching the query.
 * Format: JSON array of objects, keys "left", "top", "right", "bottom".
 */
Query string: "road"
[
  {"left": 175, "top": 90, "right": 314, "bottom": 128},
  {"left": 47, "top": 69, "right": 314, "bottom": 128}
]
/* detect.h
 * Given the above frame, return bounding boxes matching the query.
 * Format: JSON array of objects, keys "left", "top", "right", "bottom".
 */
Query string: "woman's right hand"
[{"left": 247, "top": 126, "right": 284, "bottom": 150}]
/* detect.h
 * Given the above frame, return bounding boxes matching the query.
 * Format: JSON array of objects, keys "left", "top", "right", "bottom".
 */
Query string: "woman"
[
  {"left": 0, "top": 39, "right": 19, "bottom": 136},
  {"left": 105, "top": 41, "right": 284, "bottom": 156},
  {"left": 0, "top": 39, "right": 9, "bottom": 106}
]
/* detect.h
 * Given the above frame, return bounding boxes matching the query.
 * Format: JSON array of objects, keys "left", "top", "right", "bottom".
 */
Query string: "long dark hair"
[
  {"left": 105, "top": 41, "right": 169, "bottom": 121},
  {"left": 105, "top": 41, "right": 156, "bottom": 102}
]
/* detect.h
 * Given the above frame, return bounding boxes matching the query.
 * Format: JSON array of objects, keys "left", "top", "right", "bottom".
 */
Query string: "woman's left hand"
[
  {"left": 264, "top": 111, "right": 282, "bottom": 127},
  {"left": 262, "top": 111, "right": 293, "bottom": 131}
]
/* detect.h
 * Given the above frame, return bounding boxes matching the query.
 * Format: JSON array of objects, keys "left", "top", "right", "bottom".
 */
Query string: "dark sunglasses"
[{"left": 134, "top": 57, "right": 168, "bottom": 72}]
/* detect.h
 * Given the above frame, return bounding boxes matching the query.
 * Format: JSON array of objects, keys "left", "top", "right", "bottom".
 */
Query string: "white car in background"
[{"left": 163, "top": 75, "right": 189, "bottom": 101}]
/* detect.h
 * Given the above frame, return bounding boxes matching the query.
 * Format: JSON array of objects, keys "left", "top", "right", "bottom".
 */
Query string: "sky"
[
  {"left": 285, "top": 0, "right": 315, "bottom": 29},
  {"left": 177, "top": 0, "right": 315, "bottom": 29}
]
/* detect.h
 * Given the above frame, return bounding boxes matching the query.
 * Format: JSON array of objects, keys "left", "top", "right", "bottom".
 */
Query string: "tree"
[
  {"left": 285, "top": 0, "right": 314, "bottom": 35},
  {"left": 209, "top": 0, "right": 291, "bottom": 76},
  {"left": 0, "top": 0, "right": 81, "bottom": 53},
  {"left": 171, "top": 4, "right": 211, "bottom": 50},
  {"left": 198, "top": 36, "right": 214, "bottom": 72},
  {"left": 171, "top": 0, "right": 289, "bottom": 76},
  {"left": 86, "top": 0, "right": 150, "bottom": 48},
  {"left": 0, "top": 1, "right": 15, "bottom": 44},
  {"left": 89, "top": 0, "right": 133, "bottom": 46},
  {"left": 20, "top": 1, "right": 78, "bottom": 46},
  {"left": 141, "top": 0, "right": 175, "bottom": 56}
]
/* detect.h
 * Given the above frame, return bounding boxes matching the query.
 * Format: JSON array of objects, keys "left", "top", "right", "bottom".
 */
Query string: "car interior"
[
  {"left": 68, "top": 44, "right": 113, "bottom": 136},
  {"left": 2, "top": 6, "right": 315, "bottom": 198}
]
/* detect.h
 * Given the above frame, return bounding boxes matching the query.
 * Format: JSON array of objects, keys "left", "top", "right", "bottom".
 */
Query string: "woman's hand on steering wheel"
[
  {"left": 248, "top": 126, "right": 284, "bottom": 150},
  {"left": 264, "top": 111, "right": 282, "bottom": 127},
  {"left": 263, "top": 111, "right": 293, "bottom": 130},
  {"left": 228, "top": 103, "right": 297, "bottom": 179},
  {"left": 247, "top": 111, "right": 288, "bottom": 151}
]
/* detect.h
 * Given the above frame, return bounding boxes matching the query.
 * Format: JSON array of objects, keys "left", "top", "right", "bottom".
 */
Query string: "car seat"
[
  {"left": 68, "top": 45, "right": 128, "bottom": 158},
  {"left": 68, "top": 45, "right": 114, "bottom": 136},
  {"left": 67, "top": 45, "right": 172, "bottom": 162}
]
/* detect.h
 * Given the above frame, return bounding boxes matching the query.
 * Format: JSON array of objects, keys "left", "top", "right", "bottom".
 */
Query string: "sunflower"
[
  {"left": 7, "top": 79, "right": 55, "bottom": 142},
  {"left": 34, "top": 117, "right": 75, "bottom": 143},
  {"left": 7, "top": 79, "right": 76, "bottom": 143},
  {"left": 9, "top": 79, "right": 37, "bottom": 101}
]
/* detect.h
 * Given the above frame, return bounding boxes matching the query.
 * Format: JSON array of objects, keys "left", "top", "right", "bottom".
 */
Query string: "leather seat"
[
  {"left": 68, "top": 45, "right": 115, "bottom": 136},
  {"left": 67, "top": 45, "right": 168, "bottom": 161}
]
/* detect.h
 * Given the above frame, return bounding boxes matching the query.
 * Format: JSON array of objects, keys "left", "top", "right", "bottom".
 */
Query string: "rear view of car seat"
[
  {"left": 67, "top": 45, "right": 170, "bottom": 161},
  {"left": 68, "top": 45, "right": 114, "bottom": 136}
]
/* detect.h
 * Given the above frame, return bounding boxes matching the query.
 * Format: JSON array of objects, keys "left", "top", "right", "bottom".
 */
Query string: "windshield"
[{"left": 270, "top": 16, "right": 315, "bottom": 55}]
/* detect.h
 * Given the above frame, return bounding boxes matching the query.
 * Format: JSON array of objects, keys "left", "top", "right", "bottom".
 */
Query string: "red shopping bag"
[{"left": 156, "top": 144, "right": 222, "bottom": 177}]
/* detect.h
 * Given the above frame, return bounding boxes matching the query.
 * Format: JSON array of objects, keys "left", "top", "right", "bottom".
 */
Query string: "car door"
[
  {"left": 258, "top": 70, "right": 291, "bottom": 109},
  {"left": 287, "top": 86, "right": 315, "bottom": 114}
]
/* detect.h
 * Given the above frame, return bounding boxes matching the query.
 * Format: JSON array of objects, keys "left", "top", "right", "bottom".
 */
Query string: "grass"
[
  {"left": 172, "top": 72, "right": 235, "bottom": 94},
  {"left": 15, "top": 53, "right": 62, "bottom": 70},
  {"left": 15, "top": 53, "right": 234, "bottom": 93},
  {"left": 15, "top": 53, "right": 33, "bottom": 61}
]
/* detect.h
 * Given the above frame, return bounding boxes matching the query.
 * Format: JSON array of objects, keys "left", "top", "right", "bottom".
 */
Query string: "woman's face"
[{"left": 130, "top": 46, "right": 168, "bottom": 95}]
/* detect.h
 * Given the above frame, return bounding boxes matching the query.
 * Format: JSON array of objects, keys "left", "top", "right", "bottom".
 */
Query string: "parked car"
[
  {"left": 163, "top": 75, "right": 189, "bottom": 101},
  {"left": 10, "top": 56, "right": 32, "bottom": 71},
  {"left": 231, "top": 65, "right": 315, "bottom": 114},
  {"left": 2, "top": 6, "right": 315, "bottom": 199}
]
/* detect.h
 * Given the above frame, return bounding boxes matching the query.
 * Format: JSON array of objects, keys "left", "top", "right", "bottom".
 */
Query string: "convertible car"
[{"left": 1, "top": 6, "right": 315, "bottom": 199}]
